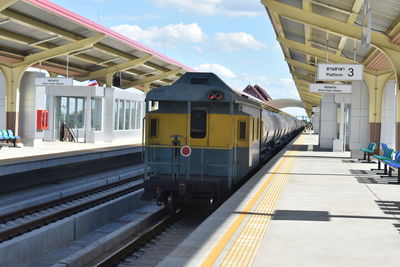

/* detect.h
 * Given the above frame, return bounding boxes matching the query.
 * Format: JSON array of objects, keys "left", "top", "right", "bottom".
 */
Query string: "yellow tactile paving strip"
[{"left": 201, "top": 135, "right": 304, "bottom": 267}]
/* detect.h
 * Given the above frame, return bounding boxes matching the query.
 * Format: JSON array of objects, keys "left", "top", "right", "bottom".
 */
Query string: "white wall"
[
  {"left": 0, "top": 72, "right": 6, "bottom": 130},
  {"left": 349, "top": 80, "right": 370, "bottom": 158},
  {"left": 319, "top": 94, "right": 336, "bottom": 149},
  {"left": 380, "top": 80, "right": 396, "bottom": 149},
  {"left": 19, "top": 71, "right": 46, "bottom": 146}
]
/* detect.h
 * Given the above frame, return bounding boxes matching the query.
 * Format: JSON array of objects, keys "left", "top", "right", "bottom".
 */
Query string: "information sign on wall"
[
  {"left": 317, "top": 64, "right": 364, "bottom": 81},
  {"left": 35, "top": 77, "right": 73, "bottom": 86},
  {"left": 309, "top": 83, "right": 352, "bottom": 94}
]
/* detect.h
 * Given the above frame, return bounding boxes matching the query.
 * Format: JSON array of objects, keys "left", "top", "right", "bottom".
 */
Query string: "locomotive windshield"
[{"left": 191, "top": 110, "right": 207, "bottom": 138}]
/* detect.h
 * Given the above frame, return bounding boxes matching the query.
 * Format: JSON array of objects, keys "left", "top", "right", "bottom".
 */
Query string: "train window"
[
  {"left": 150, "top": 118, "right": 157, "bottom": 137},
  {"left": 239, "top": 121, "right": 247, "bottom": 140},
  {"left": 191, "top": 110, "right": 207, "bottom": 138},
  {"left": 191, "top": 78, "right": 209, "bottom": 85}
]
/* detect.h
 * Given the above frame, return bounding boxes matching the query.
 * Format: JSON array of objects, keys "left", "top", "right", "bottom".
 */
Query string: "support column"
[
  {"left": 364, "top": 72, "right": 392, "bottom": 151},
  {"left": 379, "top": 48, "right": 400, "bottom": 150},
  {"left": 0, "top": 66, "right": 27, "bottom": 135}
]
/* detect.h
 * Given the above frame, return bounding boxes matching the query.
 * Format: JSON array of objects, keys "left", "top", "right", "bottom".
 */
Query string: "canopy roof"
[
  {"left": 0, "top": 0, "right": 194, "bottom": 90},
  {"left": 262, "top": 0, "right": 400, "bottom": 116}
]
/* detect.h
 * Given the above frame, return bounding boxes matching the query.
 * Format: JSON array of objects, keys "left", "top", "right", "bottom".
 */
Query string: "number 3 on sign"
[{"left": 348, "top": 68, "right": 354, "bottom": 77}]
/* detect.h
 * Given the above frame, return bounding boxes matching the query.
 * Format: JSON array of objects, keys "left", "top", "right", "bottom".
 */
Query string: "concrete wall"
[
  {"left": 380, "top": 80, "right": 396, "bottom": 149},
  {"left": 350, "top": 80, "right": 370, "bottom": 157},
  {"left": 0, "top": 72, "right": 6, "bottom": 130},
  {"left": 312, "top": 107, "right": 320, "bottom": 134},
  {"left": 319, "top": 94, "right": 336, "bottom": 149},
  {"left": 19, "top": 71, "right": 46, "bottom": 146}
]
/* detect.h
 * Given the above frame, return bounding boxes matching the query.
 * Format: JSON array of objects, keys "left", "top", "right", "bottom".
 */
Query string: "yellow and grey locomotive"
[{"left": 141, "top": 72, "right": 304, "bottom": 210}]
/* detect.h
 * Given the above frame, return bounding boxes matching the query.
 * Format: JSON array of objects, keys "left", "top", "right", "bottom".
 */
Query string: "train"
[{"left": 141, "top": 72, "right": 304, "bottom": 211}]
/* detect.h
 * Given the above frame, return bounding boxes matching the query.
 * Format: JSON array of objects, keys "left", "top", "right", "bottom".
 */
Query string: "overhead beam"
[
  {"left": 127, "top": 68, "right": 183, "bottom": 88},
  {"left": 262, "top": 0, "right": 400, "bottom": 53},
  {"left": 13, "top": 34, "right": 105, "bottom": 67},
  {"left": 79, "top": 55, "right": 153, "bottom": 81},
  {"left": 291, "top": 71, "right": 314, "bottom": 83},
  {"left": 279, "top": 37, "right": 355, "bottom": 64},
  {"left": 286, "top": 58, "right": 316, "bottom": 73},
  {"left": 0, "top": 0, "right": 17, "bottom": 12}
]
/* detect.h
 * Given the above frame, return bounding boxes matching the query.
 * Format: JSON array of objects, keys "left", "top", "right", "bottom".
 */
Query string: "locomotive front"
[{"left": 142, "top": 73, "right": 242, "bottom": 211}]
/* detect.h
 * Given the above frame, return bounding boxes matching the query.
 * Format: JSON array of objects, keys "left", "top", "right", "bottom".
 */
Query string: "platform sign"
[
  {"left": 35, "top": 77, "right": 73, "bottom": 86},
  {"left": 309, "top": 83, "right": 352, "bottom": 94},
  {"left": 180, "top": 146, "right": 192, "bottom": 157},
  {"left": 317, "top": 64, "right": 364, "bottom": 81}
]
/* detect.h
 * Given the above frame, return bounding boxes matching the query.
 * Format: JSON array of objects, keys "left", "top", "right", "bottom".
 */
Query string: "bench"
[
  {"left": 0, "top": 129, "right": 20, "bottom": 147},
  {"left": 383, "top": 154, "right": 400, "bottom": 184},
  {"left": 360, "top": 142, "right": 376, "bottom": 163},
  {"left": 372, "top": 146, "right": 394, "bottom": 174}
]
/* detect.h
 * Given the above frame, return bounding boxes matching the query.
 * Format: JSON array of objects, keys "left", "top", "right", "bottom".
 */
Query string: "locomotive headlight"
[
  {"left": 208, "top": 92, "right": 215, "bottom": 100},
  {"left": 208, "top": 91, "right": 223, "bottom": 101}
]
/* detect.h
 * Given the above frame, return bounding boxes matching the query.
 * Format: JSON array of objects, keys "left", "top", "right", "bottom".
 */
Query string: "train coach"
[{"left": 141, "top": 72, "right": 304, "bottom": 211}]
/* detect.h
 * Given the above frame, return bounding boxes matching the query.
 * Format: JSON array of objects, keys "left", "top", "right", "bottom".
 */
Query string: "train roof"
[{"left": 146, "top": 72, "right": 295, "bottom": 118}]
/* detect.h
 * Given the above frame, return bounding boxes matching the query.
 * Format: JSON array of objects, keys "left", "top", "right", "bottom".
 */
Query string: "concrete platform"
[
  {"left": 159, "top": 133, "right": 400, "bottom": 267},
  {"left": 0, "top": 142, "right": 141, "bottom": 176}
]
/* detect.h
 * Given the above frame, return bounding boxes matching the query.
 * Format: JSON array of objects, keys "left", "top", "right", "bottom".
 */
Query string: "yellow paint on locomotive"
[{"left": 146, "top": 113, "right": 253, "bottom": 148}]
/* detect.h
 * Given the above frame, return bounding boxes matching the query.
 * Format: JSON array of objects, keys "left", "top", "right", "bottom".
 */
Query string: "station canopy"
[
  {"left": 262, "top": 0, "right": 400, "bottom": 117},
  {"left": 0, "top": 0, "right": 194, "bottom": 91}
]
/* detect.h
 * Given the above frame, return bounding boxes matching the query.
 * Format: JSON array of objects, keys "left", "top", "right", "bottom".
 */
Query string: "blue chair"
[
  {"left": 7, "top": 130, "right": 20, "bottom": 139},
  {"left": 2, "top": 129, "right": 18, "bottom": 147},
  {"left": 0, "top": 130, "right": 9, "bottom": 140},
  {"left": 360, "top": 142, "right": 376, "bottom": 163},
  {"left": 372, "top": 147, "right": 394, "bottom": 173}
]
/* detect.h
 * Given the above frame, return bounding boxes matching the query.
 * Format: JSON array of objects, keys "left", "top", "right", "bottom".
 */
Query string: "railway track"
[
  {"left": 93, "top": 208, "right": 208, "bottom": 267},
  {"left": 0, "top": 174, "right": 144, "bottom": 243}
]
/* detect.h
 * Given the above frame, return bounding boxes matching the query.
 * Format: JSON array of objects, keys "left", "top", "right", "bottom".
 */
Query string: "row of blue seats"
[
  {"left": 360, "top": 142, "right": 400, "bottom": 184},
  {"left": 0, "top": 129, "right": 20, "bottom": 147}
]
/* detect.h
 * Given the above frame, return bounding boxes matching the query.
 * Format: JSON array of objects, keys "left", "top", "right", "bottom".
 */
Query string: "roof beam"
[
  {"left": 79, "top": 55, "right": 153, "bottom": 81},
  {"left": 278, "top": 37, "right": 355, "bottom": 64},
  {"left": 126, "top": 68, "right": 183, "bottom": 88},
  {"left": 0, "top": 0, "right": 17, "bottom": 12},
  {"left": 262, "top": 0, "right": 400, "bottom": 53},
  {"left": 13, "top": 34, "right": 105, "bottom": 67},
  {"left": 291, "top": 71, "right": 314, "bottom": 83},
  {"left": 286, "top": 58, "right": 316, "bottom": 73}
]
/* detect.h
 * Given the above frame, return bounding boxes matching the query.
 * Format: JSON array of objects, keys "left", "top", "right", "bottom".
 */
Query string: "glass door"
[{"left": 55, "top": 96, "right": 86, "bottom": 142}]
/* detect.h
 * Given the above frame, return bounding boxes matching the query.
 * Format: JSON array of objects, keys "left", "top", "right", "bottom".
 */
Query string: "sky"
[{"left": 50, "top": 0, "right": 307, "bottom": 118}]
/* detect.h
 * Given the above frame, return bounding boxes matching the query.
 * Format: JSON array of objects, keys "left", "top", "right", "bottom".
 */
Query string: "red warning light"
[
  {"left": 208, "top": 92, "right": 215, "bottom": 100},
  {"left": 215, "top": 92, "right": 223, "bottom": 100},
  {"left": 208, "top": 91, "right": 223, "bottom": 101}
]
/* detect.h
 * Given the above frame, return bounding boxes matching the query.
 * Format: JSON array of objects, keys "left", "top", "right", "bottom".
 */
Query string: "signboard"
[
  {"left": 309, "top": 83, "right": 352, "bottom": 94},
  {"left": 317, "top": 64, "right": 364, "bottom": 81},
  {"left": 180, "top": 145, "right": 192, "bottom": 157},
  {"left": 35, "top": 77, "right": 73, "bottom": 86},
  {"left": 361, "top": 0, "right": 372, "bottom": 53}
]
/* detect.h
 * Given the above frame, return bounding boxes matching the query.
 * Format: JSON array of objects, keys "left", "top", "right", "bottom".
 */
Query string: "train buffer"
[{"left": 158, "top": 133, "right": 400, "bottom": 266}]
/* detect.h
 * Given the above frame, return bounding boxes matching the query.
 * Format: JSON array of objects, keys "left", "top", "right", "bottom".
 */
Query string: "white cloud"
[
  {"left": 150, "top": 0, "right": 261, "bottom": 17},
  {"left": 192, "top": 45, "right": 204, "bottom": 53},
  {"left": 110, "top": 23, "right": 206, "bottom": 48},
  {"left": 215, "top": 32, "right": 266, "bottom": 53},
  {"left": 195, "top": 63, "right": 237, "bottom": 79}
]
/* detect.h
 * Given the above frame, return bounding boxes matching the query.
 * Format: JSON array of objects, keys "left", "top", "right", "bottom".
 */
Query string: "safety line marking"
[{"left": 201, "top": 135, "right": 304, "bottom": 267}]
